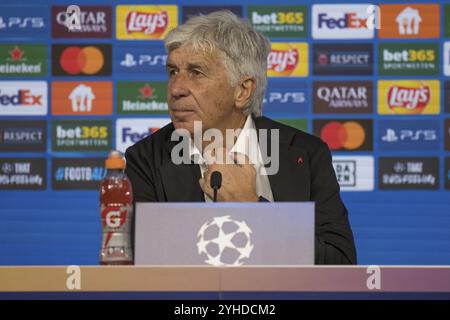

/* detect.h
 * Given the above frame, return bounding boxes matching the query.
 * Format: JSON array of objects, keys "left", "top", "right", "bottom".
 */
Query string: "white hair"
[{"left": 164, "top": 10, "right": 271, "bottom": 117}]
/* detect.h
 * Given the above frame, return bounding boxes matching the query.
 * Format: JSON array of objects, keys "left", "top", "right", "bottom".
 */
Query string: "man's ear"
[{"left": 234, "top": 77, "right": 256, "bottom": 110}]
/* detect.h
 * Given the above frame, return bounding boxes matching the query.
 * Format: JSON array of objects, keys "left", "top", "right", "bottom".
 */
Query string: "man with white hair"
[{"left": 125, "top": 11, "right": 356, "bottom": 264}]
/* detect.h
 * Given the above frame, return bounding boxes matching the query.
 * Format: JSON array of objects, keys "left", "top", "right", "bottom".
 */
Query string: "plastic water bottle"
[{"left": 99, "top": 151, "right": 133, "bottom": 265}]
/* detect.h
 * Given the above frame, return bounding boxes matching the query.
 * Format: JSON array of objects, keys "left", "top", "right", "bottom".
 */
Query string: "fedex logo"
[
  {"left": 318, "top": 13, "right": 368, "bottom": 29},
  {"left": 121, "top": 127, "right": 158, "bottom": 144},
  {"left": 0, "top": 81, "right": 47, "bottom": 116},
  {"left": 116, "top": 118, "right": 171, "bottom": 153},
  {"left": 0, "top": 90, "right": 42, "bottom": 106},
  {"left": 312, "top": 4, "right": 375, "bottom": 39}
]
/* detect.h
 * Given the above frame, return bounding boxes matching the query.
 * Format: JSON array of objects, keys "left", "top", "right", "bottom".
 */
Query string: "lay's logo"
[
  {"left": 267, "top": 43, "right": 308, "bottom": 77},
  {"left": 268, "top": 49, "right": 298, "bottom": 73},
  {"left": 388, "top": 85, "right": 430, "bottom": 112},
  {"left": 378, "top": 80, "right": 440, "bottom": 115},
  {"left": 117, "top": 5, "right": 177, "bottom": 40},
  {"left": 126, "top": 11, "right": 168, "bottom": 35}
]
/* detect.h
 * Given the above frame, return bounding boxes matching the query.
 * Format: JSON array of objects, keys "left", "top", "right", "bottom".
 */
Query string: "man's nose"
[{"left": 169, "top": 73, "right": 190, "bottom": 99}]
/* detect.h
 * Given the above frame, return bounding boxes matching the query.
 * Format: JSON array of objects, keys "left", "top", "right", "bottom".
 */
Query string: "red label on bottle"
[
  {"left": 101, "top": 206, "right": 128, "bottom": 229},
  {"left": 100, "top": 204, "right": 132, "bottom": 251}
]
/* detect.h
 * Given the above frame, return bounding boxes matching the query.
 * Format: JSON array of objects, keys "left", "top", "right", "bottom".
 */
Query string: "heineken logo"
[
  {"left": 116, "top": 81, "right": 168, "bottom": 114},
  {"left": 0, "top": 44, "right": 47, "bottom": 77},
  {"left": 139, "top": 84, "right": 156, "bottom": 99},
  {"left": 9, "top": 47, "right": 25, "bottom": 61}
]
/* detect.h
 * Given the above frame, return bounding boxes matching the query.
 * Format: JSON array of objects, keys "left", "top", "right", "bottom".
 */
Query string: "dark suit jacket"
[{"left": 125, "top": 116, "right": 357, "bottom": 265}]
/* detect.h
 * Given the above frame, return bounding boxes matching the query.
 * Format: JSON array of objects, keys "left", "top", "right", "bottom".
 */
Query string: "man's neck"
[{"left": 200, "top": 114, "right": 248, "bottom": 152}]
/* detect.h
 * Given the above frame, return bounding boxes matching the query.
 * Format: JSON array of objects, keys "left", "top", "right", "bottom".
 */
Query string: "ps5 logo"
[
  {"left": 0, "top": 16, "right": 45, "bottom": 29},
  {"left": 264, "top": 92, "right": 305, "bottom": 104},
  {"left": 381, "top": 128, "right": 437, "bottom": 142},
  {"left": 120, "top": 53, "right": 167, "bottom": 67}
]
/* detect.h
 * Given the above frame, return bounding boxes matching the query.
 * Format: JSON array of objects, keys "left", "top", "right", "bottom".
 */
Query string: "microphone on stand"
[{"left": 210, "top": 171, "right": 222, "bottom": 202}]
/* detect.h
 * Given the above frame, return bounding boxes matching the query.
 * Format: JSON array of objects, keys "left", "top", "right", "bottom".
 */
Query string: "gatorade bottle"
[{"left": 99, "top": 151, "right": 133, "bottom": 265}]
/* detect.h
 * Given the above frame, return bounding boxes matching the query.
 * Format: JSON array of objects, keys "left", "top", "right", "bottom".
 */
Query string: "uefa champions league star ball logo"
[{"left": 196, "top": 215, "right": 254, "bottom": 266}]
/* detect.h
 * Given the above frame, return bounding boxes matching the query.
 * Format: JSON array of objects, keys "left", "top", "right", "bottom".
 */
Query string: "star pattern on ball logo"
[{"left": 197, "top": 215, "right": 254, "bottom": 266}]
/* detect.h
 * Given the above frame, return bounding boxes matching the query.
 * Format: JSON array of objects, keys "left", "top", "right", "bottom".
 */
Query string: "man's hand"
[{"left": 199, "top": 150, "right": 258, "bottom": 202}]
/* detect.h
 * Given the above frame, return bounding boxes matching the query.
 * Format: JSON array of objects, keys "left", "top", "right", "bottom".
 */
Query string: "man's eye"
[
  {"left": 190, "top": 69, "right": 202, "bottom": 76},
  {"left": 168, "top": 69, "right": 178, "bottom": 76}
]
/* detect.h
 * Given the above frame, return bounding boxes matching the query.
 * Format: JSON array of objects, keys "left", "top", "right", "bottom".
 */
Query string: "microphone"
[{"left": 210, "top": 171, "right": 222, "bottom": 202}]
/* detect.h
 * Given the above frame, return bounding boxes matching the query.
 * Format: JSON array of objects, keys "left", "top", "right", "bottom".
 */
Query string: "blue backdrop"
[{"left": 0, "top": 0, "right": 449, "bottom": 265}]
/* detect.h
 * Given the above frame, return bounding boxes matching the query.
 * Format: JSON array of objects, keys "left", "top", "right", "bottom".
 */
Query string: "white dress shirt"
[{"left": 188, "top": 115, "right": 274, "bottom": 202}]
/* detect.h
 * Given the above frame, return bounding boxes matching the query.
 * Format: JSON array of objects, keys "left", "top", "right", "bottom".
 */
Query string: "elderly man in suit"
[{"left": 125, "top": 11, "right": 357, "bottom": 264}]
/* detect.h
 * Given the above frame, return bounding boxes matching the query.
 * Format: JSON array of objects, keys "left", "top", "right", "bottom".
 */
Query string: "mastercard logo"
[
  {"left": 320, "top": 121, "right": 367, "bottom": 150},
  {"left": 52, "top": 44, "right": 111, "bottom": 77},
  {"left": 59, "top": 46, "right": 104, "bottom": 75}
]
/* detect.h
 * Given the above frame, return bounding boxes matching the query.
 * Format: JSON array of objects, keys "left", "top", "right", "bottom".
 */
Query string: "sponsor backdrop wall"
[{"left": 0, "top": 0, "right": 449, "bottom": 265}]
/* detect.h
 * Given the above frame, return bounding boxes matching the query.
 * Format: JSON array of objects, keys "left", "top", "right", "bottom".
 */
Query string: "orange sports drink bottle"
[{"left": 99, "top": 151, "right": 133, "bottom": 265}]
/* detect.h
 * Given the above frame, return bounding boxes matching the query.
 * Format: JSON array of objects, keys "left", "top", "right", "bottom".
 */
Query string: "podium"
[{"left": 1, "top": 266, "right": 450, "bottom": 299}]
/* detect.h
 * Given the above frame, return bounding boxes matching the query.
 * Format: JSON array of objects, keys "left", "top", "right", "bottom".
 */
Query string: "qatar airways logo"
[
  {"left": 388, "top": 85, "right": 430, "bottom": 111},
  {"left": 267, "top": 49, "right": 298, "bottom": 73},
  {"left": 126, "top": 11, "right": 168, "bottom": 34}
]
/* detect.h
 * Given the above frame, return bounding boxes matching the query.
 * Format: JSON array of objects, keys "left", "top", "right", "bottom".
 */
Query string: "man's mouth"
[{"left": 171, "top": 107, "right": 195, "bottom": 117}]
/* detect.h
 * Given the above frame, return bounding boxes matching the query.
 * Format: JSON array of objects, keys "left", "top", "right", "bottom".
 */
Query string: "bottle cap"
[{"left": 105, "top": 150, "right": 126, "bottom": 169}]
